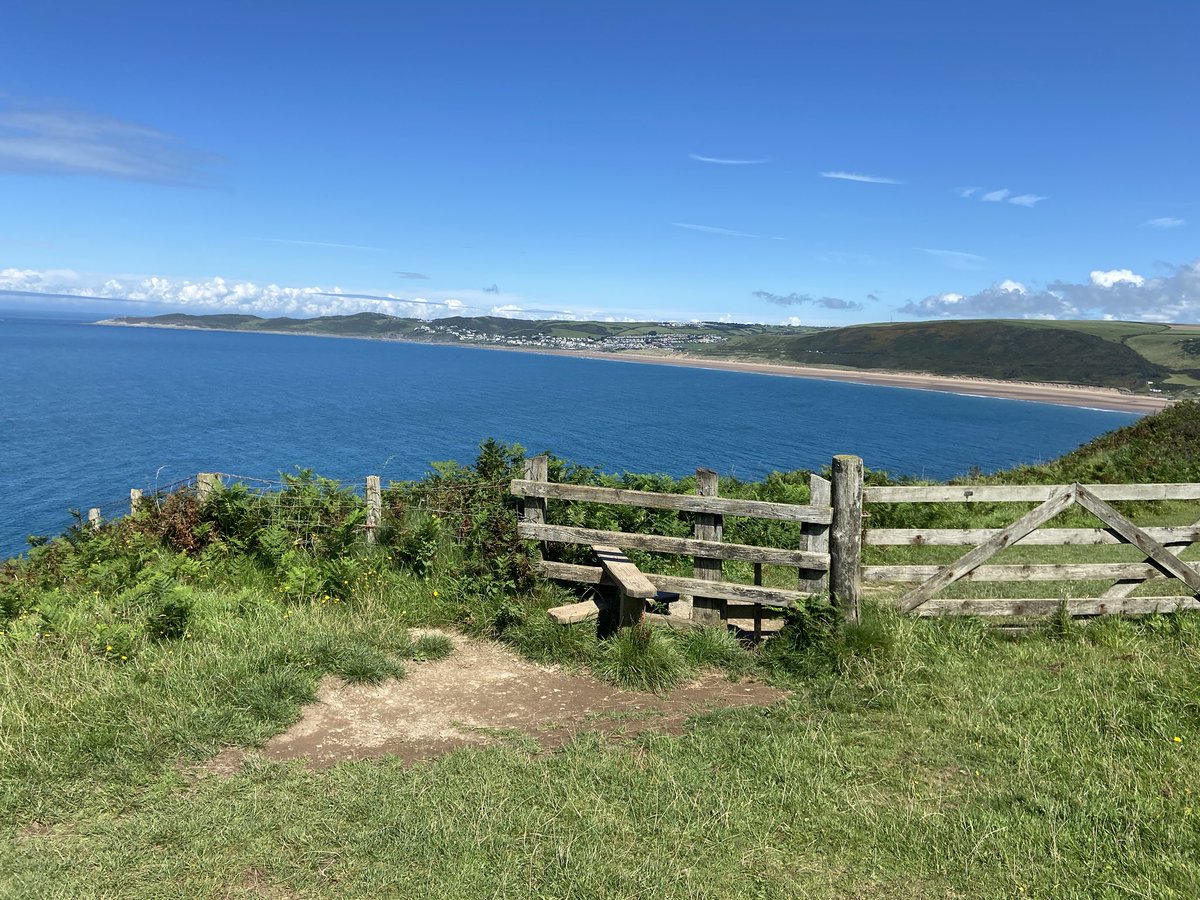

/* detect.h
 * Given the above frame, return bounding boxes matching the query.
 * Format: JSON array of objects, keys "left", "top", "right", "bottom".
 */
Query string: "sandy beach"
[{"left": 97, "top": 321, "right": 1174, "bottom": 414}]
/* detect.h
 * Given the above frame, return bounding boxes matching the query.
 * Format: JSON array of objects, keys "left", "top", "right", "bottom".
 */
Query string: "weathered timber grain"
[
  {"left": 593, "top": 544, "right": 658, "bottom": 599},
  {"left": 800, "top": 473, "right": 831, "bottom": 593},
  {"left": 510, "top": 479, "right": 832, "bottom": 523},
  {"left": 196, "top": 473, "right": 220, "bottom": 501},
  {"left": 866, "top": 526, "right": 1200, "bottom": 546},
  {"left": 129, "top": 488, "right": 143, "bottom": 516},
  {"left": 865, "top": 562, "right": 1200, "bottom": 583},
  {"left": 1073, "top": 485, "right": 1200, "bottom": 594},
  {"left": 536, "top": 560, "right": 810, "bottom": 609},
  {"left": 865, "top": 483, "right": 1200, "bottom": 503},
  {"left": 897, "top": 485, "right": 1079, "bottom": 613},
  {"left": 692, "top": 468, "right": 725, "bottom": 625},
  {"left": 365, "top": 475, "right": 381, "bottom": 545},
  {"left": 547, "top": 599, "right": 600, "bottom": 625},
  {"left": 87, "top": 507, "right": 101, "bottom": 531},
  {"left": 518, "top": 522, "right": 828, "bottom": 567},
  {"left": 829, "top": 455, "right": 864, "bottom": 623},
  {"left": 1101, "top": 515, "right": 1200, "bottom": 600},
  {"left": 913, "top": 597, "right": 1200, "bottom": 617}
]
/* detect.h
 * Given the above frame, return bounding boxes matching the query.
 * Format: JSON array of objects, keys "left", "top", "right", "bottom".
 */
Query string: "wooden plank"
[
  {"left": 865, "top": 483, "right": 1200, "bottom": 503},
  {"left": 1102, "top": 515, "right": 1200, "bottom": 600},
  {"left": 510, "top": 479, "right": 832, "bottom": 523},
  {"left": 547, "top": 599, "right": 600, "bottom": 624},
  {"left": 520, "top": 458, "right": 548, "bottom": 526},
  {"left": 593, "top": 544, "right": 658, "bottom": 598},
  {"left": 130, "top": 488, "right": 143, "bottom": 516},
  {"left": 897, "top": 485, "right": 1079, "bottom": 613},
  {"left": 800, "top": 474, "right": 831, "bottom": 592},
  {"left": 865, "top": 562, "right": 1200, "bottom": 583},
  {"left": 913, "top": 597, "right": 1200, "bottom": 618},
  {"left": 692, "top": 468, "right": 725, "bottom": 625},
  {"left": 829, "top": 455, "right": 864, "bottom": 624},
  {"left": 866, "top": 526, "right": 1200, "bottom": 547},
  {"left": 518, "top": 522, "right": 829, "bottom": 568},
  {"left": 1073, "top": 485, "right": 1200, "bottom": 594},
  {"left": 536, "top": 560, "right": 811, "bottom": 609}
]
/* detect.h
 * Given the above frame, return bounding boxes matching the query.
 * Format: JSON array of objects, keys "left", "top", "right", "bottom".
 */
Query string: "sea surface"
[{"left": 0, "top": 310, "right": 1140, "bottom": 558}]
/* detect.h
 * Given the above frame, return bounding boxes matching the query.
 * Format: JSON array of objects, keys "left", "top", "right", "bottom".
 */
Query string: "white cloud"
[
  {"left": 965, "top": 187, "right": 1047, "bottom": 207},
  {"left": 1090, "top": 268, "right": 1144, "bottom": 288},
  {"left": 783, "top": 316, "right": 804, "bottom": 326},
  {"left": 0, "top": 267, "right": 550, "bottom": 320},
  {"left": 689, "top": 153, "right": 768, "bottom": 165},
  {"left": 819, "top": 171, "right": 903, "bottom": 185},
  {"left": 901, "top": 260, "right": 1200, "bottom": 322},
  {"left": 673, "top": 222, "right": 764, "bottom": 238},
  {"left": 0, "top": 103, "right": 214, "bottom": 184},
  {"left": 1143, "top": 217, "right": 1186, "bottom": 229},
  {"left": 921, "top": 248, "right": 987, "bottom": 270}
]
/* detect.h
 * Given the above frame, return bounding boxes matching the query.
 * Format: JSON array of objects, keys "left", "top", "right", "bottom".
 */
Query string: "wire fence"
[{"left": 74, "top": 470, "right": 514, "bottom": 539}]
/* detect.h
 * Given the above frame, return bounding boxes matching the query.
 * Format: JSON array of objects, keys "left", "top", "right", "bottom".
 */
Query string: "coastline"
[{"left": 96, "top": 320, "right": 1172, "bottom": 414}]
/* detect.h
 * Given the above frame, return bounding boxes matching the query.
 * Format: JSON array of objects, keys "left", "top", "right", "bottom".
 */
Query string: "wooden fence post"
[
  {"left": 196, "top": 472, "right": 220, "bottom": 501},
  {"left": 692, "top": 467, "right": 725, "bottom": 625},
  {"left": 365, "top": 475, "right": 381, "bottom": 545},
  {"left": 87, "top": 507, "right": 101, "bottom": 531},
  {"left": 130, "top": 489, "right": 143, "bottom": 516},
  {"left": 800, "top": 473, "right": 831, "bottom": 593},
  {"left": 523, "top": 456, "right": 548, "bottom": 527},
  {"left": 829, "top": 455, "right": 863, "bottom": 624}
]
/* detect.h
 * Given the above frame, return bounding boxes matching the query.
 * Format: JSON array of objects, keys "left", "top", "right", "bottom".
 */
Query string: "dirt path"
[{"left": 207, "top": 631, "right": 785, "bottom": 772}]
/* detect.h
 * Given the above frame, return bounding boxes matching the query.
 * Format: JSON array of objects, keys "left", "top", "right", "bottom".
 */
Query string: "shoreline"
[{"left": 96, "top": 320, "right": 1173, "bottom": 415}]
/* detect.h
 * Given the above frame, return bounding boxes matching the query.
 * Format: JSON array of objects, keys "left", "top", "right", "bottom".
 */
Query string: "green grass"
[{"left": 3, "top": 604, "right": 1198, "bottom": 898}]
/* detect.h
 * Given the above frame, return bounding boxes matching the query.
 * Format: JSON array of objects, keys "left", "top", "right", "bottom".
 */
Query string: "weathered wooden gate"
[{"left": 864, "top": 482, "right": 1200, "bottom": 617}]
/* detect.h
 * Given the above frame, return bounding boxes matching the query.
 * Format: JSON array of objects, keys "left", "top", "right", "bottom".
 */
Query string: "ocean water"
[{"left": 0, "top": 310, "right": 1139, "bottom": 557}]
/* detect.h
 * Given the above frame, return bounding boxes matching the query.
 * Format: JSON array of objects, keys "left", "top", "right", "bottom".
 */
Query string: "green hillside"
[{"left": 695, "top": 319, "right": 1179, "bottom": 390}]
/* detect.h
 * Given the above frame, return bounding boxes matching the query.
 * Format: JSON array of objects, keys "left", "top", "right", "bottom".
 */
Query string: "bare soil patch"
[{"left": 206, "top": 630, "right": 784, "bottom": 772}]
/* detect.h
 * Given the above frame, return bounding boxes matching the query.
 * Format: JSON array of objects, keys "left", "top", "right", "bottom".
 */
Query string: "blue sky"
[{"left": 1, "top": 1, "right": 1197, "bottom": 325}]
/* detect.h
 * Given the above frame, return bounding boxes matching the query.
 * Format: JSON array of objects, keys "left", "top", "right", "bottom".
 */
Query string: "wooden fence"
[
  {"left": 78, "top": 458, "right": 1200, "bottom": 625},
  {"left": 510, "top": 455, "right": 862, "bottom": 631}
]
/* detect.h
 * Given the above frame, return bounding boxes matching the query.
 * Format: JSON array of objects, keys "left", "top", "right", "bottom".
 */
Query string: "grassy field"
[{"left": 3, "top": 411, "right": 1200, "bottom": 897}]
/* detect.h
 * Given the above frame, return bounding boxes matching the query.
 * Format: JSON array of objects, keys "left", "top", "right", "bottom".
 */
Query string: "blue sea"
[{"left": 0, "top": 309, "right": 1140, "bottom": 558}]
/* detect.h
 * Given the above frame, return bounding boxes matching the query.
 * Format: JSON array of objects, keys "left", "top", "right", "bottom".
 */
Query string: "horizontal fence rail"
[
  {"left": 510, "top": 479, "right": 832, "bottom": 523},
  {"left": 864, "top": 483, "right": 1200, "bottom": 503},
  {"left": 866, "top": 526, "right": 1200, "bottom": 546},
  {"left": 517, "top": 522, "right": 830, "bottom": 569}
]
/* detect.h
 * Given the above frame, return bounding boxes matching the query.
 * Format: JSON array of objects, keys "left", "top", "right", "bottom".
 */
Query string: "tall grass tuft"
[{"left": 592, "top": 624, "right": 688, "bottom": 693}]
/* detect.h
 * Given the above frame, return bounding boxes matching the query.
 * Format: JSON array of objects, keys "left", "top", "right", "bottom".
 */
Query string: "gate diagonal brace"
[
  {"left": 1073, "top": 485, "right": 1200, "bottom": 595},
  {"left": 899, "top": 485, "right": 1079, "bottom": 613}
]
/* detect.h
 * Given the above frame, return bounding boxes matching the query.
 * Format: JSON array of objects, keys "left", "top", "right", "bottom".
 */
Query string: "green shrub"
[{"left": 592, "top": 624, "right": 688, "bottom": 693}]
